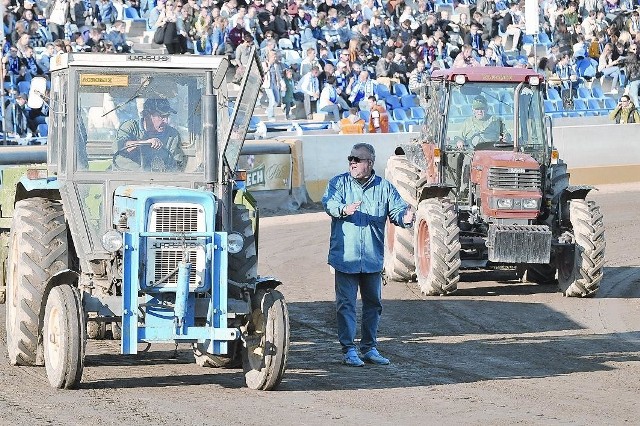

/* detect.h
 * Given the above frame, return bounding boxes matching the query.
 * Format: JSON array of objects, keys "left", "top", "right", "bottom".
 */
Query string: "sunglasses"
[{"left": 348, "top": 155, "right": 370, "bottom": 163}]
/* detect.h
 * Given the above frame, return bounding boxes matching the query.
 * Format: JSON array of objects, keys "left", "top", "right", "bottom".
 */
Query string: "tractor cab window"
[
  {"left": 445, "top": 82, "right": 545, "bottom": 154},
  {"left": 75, "top": 72, "right": 205, "bottom": 173}
]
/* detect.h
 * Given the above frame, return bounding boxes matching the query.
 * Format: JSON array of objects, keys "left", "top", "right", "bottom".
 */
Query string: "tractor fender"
[
  {"left": 561, "top": 185, "right": 595, "bottom": 202},
  {"left": 253, "top": 276, "right": 282, "bottom": 292},
  {"left": 47, "top": 269, "right": 80, "bottom": 291},
  {"left": 394, "top": 143, "right": 428, "bottom": 171},
  {"left": 15, "top": 177, "right": 61, "bottom": 204},
  {"left": 417, "top": 182, "right": 455, "bottom": 202}
]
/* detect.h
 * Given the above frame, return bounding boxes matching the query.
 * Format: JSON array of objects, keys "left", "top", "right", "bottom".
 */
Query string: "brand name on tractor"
[
  {"left": 127, "top": 55, "right": 170, "bottom": 62},
  {"left": 151, "top": 241, "right": 201, "bottom": 249},
  {"left": 246, "top": 164, "right": 266, "bottom": 187}
]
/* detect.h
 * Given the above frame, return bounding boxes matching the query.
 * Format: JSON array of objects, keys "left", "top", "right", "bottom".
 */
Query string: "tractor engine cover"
[{"left": 486, "top": 224, "right": 551, "bottom": 264}]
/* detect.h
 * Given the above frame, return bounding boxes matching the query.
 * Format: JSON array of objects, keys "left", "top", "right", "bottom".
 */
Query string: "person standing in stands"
[
  {"left": 322, "top": 142, "right": 414, "bottom": 367},
  {"left": 6, "top": 93, "right": 30, "bottom": 138},
  {"left": 609, "top": 95, "right": 640, "bottom": 124}
]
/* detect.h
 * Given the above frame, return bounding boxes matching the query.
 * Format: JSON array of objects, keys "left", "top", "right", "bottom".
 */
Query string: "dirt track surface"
[{"left": 1, "top": 183, "right": 640, "bottom": 425}]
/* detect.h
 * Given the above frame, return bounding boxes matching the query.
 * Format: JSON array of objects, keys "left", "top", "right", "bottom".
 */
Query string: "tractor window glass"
[
  {"left": 75, "top": 72, "right": 205, "bottom": 174},
  {"left": 516, "top": 86, "right": 546, "bottom": 160}
]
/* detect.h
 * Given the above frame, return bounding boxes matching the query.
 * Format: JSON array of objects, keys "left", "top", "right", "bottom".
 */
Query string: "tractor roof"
[
  {"left": 431, "top": 67, "right": 543, "bottom": 83},
  {"left": 50, "top": 52, "right": 228, "bottom": 72}
]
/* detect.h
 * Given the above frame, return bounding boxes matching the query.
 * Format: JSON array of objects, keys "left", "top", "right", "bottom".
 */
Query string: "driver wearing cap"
[
  {"left": 457, "top": 95, "right": 505, "bottom": 148},
  {"left": 114, "top": 98, "right": 184, "bottom": 171}
]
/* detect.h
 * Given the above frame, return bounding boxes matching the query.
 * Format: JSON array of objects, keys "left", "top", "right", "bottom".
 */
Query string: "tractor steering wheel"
[{"left": 112, "top": 144, "right": 178, "bottom": 172}]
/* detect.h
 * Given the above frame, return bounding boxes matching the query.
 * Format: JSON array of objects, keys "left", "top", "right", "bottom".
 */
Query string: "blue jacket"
[{"left": 322, "top": 171, "right": 410, "bottom": 274}]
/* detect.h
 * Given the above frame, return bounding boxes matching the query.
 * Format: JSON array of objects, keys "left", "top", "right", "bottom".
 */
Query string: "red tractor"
[{"left": 384, "top": 67, "right": 605, "bottom": 297}]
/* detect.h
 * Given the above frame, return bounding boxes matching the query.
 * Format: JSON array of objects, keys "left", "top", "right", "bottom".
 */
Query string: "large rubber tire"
[
  {"left": 243, "top": 289, "right": 289, "bottom": 390},
  {"left": 193, "top": 341, "right": 242, "bottom": 368},
  {"left": 545, "top": 160, "right": 570, "bottom": 227},
  {"left": 557, "top": 200, "right": 605, "bottom": 297},
  {"left": 0, "top": 231, "right": 8, "bottom": 304},
  {"left": 414, "top": 199, "right": 461, "bottom": 295},
  {"left": 43, "top": 285, "right": 85, "bottom": 389},
  {"left": 229, "top": 204, "right": 257, "bottom": 283},
  {"left": 6, "top": 198, "right": 69, "bottom": 366},
  {"left": 383, "top": 155, "right": 418, "bottom": 281}
]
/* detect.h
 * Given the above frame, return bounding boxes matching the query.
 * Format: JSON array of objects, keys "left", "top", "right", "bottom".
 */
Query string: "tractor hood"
[{"left": 471, "top": 150, "right": 540, "bottom": 174}]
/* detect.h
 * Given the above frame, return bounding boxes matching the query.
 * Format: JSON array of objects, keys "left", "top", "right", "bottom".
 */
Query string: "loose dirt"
[{"left": 0, "top": 183, "right": 639, "bottom": 425}]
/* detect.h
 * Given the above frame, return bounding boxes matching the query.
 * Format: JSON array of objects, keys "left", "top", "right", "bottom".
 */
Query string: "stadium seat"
[
  {"left": 388, "top": 121, "right": 400, "bottom": 132},
  {"left": 37, "top": 123, "right": 48, "bottom": 137},
  {"left": 591, "top": 85, "right": 608, "bottom": 101},
  {"left": 543, "top": 100, "right": 557, "bottom": 113},
  {"left": 400, "top": 94, "right": 418, "bottom": 108},
  {"left": 385, "top": 95, "right": 402, "bottom": 110},
  {"left": 604, "top": 98, "right": 617, "bottom": 109},
  {"left": 359, "top": 110, "right": 370, "bottom": 122},
  {"left": 538, "top": 32, "right": 553, "bottom": 47},
  {"left": 587, "top": 98, "right": 603, "bottom": 111},
  {"left": 576, "top": 86, "right": 591, "bottom": 99},
  {"left": 376, "top": 84, "right": 391, "bottom": 99},
  {"left": 573, "top": 99, "right": 587, "bottom": 112},
  {"left": 18, "top": 81, "right": 30, "bottom": 95},
  {"left": 393, "top": 83, "right": 409, "bottom": 97},
  {"left": 409, "top": 107, "right": 426, "bottom": 123},
  {"left": 392, "top": 108, "right": 418, "bottom": 126}
]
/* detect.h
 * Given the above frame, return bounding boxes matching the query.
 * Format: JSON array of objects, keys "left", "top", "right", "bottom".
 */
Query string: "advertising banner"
[{"left": 237, "top": 153, "right": 292, "bottom": 191}]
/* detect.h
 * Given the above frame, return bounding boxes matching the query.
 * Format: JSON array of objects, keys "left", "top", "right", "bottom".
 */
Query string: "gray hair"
[{"left": 353, "top": 143, "right": 375, "bottom": 162}]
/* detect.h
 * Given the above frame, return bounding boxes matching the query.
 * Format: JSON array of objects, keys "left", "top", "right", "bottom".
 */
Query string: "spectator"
[
  {"left": 453, "top": 44, "right": 480, "bottom": 67},
  {"left": 609, "top": 94, "right": 640, "bottom": 123},
  {"left": 338, "top": 107, "right": 365, "bottom": 134},
  {"left": 346, "top": 70, "right": 376, "bottom": 109},
  {"left": 2, "top": 46, "right": 23, "bottom": 90},
  {"left": 228, "top": 18, "right": 249, "bottom": 52},
  {"left": 295, "top": 65, "right": 321, "bottom": 119},
  {"left": 95, "top": 0, "right": 118, "bottom": 26},
  {"left": 300, "top": 16, "right": 323, "bottom": 53},
  {"left": 408, "top": 59, "right": 429, "bottom": 94},
  {"left": 480, "top": 46, "right": 504, "bottom": 66},
  {"left": 318, "top": 75, "right": 342, "bottom": 121},
  {"left": 6, "top": 92, "right": 30, "bottom": 137},
  {"left": 37, "top": 42, "right": 55, "bottom": 74},
  {"left": 105, "top": 20, "right": 131, "bottom": 52},
  {"left": 262, "top": 50, "right": 284, "bottom": 121},
  {"left": 45, "top": 0, "right": 70, "bottom": 41},
  {"left": 598, "top": 43, "right": 624, "bottom": 93},
  {"left": 300, "top": 47, "right": 319, "bottom": 77},
  {"left": 233, "top": 34, "right": 254, "bottom": 83},
  {"left": 210, "top": 16, "right": 228, "bottom": 55},
  {"left": 367, "top": 95, "right": 389, "bottom": 133},
  {"left": 624, "top": 43, "right": 640, "bottom": 107},
  {"left": 282, "top": 68, "right": 295, "bottom": 120}
]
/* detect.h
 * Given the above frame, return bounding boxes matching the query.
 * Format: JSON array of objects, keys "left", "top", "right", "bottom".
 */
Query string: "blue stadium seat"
[
  {"left": 576, "top": 87, "right": 591, "bottom": 99},
  {"left": 385, "top": 95, "right": 402, "bottom": 110},
  {"left": 603, "top": 98, "right": 617, "bottom": 109},
  {"left": 538, "top": 32, "right": 553, "bottom": 47},
  {"left": 392, "top": 108, "right": 418, "bottom": 126},
  {"left": 591, "top": 85, "right": 608, "bottom": 101},
  {"left": 17, "top": 80, "right": 30, "bottom": 95},
  {"left": 37, "top": 123, "right": 48, "bottom": 137},
  {"left": 359, "top": 110, "right": 370, "bottom": 122},
  {"left": 409, "top": 106, "right": 426, "bottom": 123},
  {"left": 547, "top": 87, "right": 561, "bottom": 102},
  {"left": 400, "top": 94, "right": 418, "bottom": 108},
  {"left": 573, "top": 99, "right": 587, "bottom": 112},
  {"left": 376, "top": 84, "right": 391, "bottom": 99},
  {"left": 543, "top": 100, "right": 557, "bottom": 113},
  {"left": 124, "top": 6, "right": 140, "bottom": 18},
  {"left": 393, "top": 83, "right": 409, "bottom": 97},
  {"left": 388, "top": 121, "right": 400, "bottom": 132},
  {"left": 587, "top": 98, "right": 603, "bottom": 111}
]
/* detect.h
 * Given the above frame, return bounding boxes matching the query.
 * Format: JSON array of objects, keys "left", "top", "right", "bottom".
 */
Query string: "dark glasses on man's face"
[{"left": 348, "top": 156, "right": 370, "bottom": 163}]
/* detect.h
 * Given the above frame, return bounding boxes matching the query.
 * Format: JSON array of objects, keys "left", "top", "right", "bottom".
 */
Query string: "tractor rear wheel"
[
  {"left": 229, "top": 204, "right": 257, "bottom": 283},
  {"left": 243, "top": 289, "right": 289, "bottom": 390},
  {"left": 6, "top": 198, "right": 69, "bottom": 366},
  {"left": 414, "top": 199, "right": 461, "bottom": 295},
  {"left": 557, "top": 200, "right": 605, "bottom": 297},
  {"left": 383, "top": 155, "right": 418, "bottom": 281},
  {"left": 43, "top": 284, "right": 85, "bottom": 389}
]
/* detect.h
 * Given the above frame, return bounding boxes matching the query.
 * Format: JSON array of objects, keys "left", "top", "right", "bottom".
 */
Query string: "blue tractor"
[{"left": 1, "top": 50, "right": 289, "bottom": 390}]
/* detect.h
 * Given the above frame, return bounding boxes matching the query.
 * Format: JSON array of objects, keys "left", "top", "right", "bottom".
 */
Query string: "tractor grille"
[
  {"left": 153, "top": 250, "right": 198, "bottom": 287},
  {"left": 148, "top": 203, "right": 206, "bottom": 290},
  {"left": 153, "top": 206, "right": 200, "bottom": 232},
  {"left": 488, "top": 167, "right": 541, "bottom": 190}
]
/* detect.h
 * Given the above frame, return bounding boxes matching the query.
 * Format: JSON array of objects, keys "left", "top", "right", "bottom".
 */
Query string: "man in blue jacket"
[{"left": 322, "top": 143, "right": 414, "bottom": 367}]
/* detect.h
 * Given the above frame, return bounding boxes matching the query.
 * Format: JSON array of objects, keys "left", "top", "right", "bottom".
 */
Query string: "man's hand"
[
  {"left": 343, "top": 201, "right": 362, "bottom": 216},
  {"left": 147, "top": 137, "right": 162, "bottom": 149},
  {"left": 403, "top": 206, "right": 415, "bottom": 225}
]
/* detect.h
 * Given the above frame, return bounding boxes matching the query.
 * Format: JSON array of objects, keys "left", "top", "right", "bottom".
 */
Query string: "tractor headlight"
[
  {"left": 522, "top": 199, "right": 538, "bottom": 209},
  {"left": 227, "top": 232, "right": 244, "bottom": 254},
  {"left": 101, "top": 230, "right": 123, "bottom": 252},
  {"left": 496, "top": 198, "right": 513, "bottom": 209}
]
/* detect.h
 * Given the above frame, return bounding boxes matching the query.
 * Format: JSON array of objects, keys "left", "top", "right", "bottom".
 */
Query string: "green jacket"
[
  {"left": 609, "top": 105, "right": 640, "bottom": 124},
  {"left": 114, "top": 119, "right": 184, "bottom": 171}
]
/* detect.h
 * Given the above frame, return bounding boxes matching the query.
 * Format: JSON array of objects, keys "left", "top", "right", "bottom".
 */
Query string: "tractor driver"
[
  {"left": 455, "top": 95, "right": 508, "bottom": 149},
  {"left": 114, "top": 98, "right": 185, "bottom": 171}
]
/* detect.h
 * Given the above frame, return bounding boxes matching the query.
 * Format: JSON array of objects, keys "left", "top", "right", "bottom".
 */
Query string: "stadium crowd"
[{"left": 3, "top": 0, "right": 640, "bottom": 133}]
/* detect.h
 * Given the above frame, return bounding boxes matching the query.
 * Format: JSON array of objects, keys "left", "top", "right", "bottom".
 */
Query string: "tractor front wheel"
[
  {"left": 242, "top": 289, "right": 289, "bottom": 390},
  {"left": 557, "top": 200, "right": 605, "bottom": 297},
  {"left": 414, "top": 199, "right": 461, "bottom": 295},
  {"left": 43, "top": 284, "right": 85, "bottom": 389}
]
